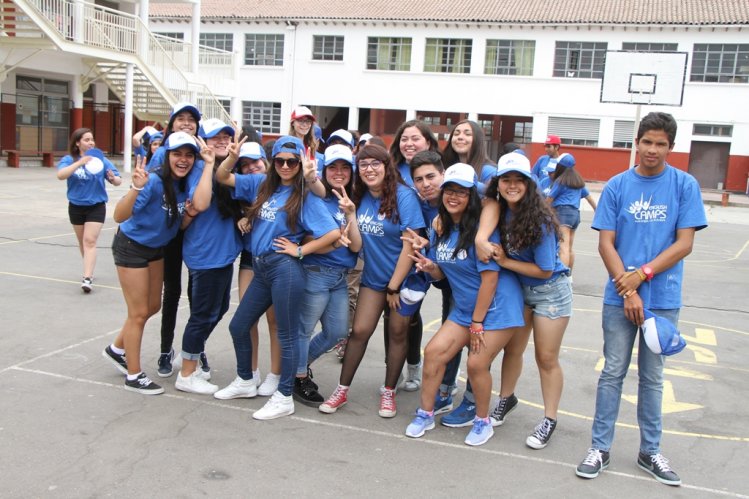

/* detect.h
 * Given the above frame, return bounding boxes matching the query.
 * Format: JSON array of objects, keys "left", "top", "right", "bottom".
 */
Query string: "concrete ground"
[{"left": 1, "top": 165, "right": 747, "bottom": 498}]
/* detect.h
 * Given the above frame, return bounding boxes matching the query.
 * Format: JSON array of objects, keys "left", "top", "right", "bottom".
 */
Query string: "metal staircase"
[{"left": 1, "top": 0, "right": 233, "bottom": 122}]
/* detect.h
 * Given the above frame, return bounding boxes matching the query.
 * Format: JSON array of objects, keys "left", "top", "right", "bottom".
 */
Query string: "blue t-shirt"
[
  {"left": 429, "top": 228, "right": 524, "bottom": 329},
  {"left": 357, "top": 183, "right": 425, "bottom": 290},
  {"left": 398, "top": 162, "right": 414, "bottom": 187},
  {"left": 541, "top": 178, "right": 590, "bottom": 208},
  {"left": 532, "top": 155, "right": 559, "bottom": 184},
  {"left": 233, "top": 174, "right": 339, "bottom": 256},
  {"left": 57, "top": 155, "right": 120, "bottom": 206},
  {"left": 419, "top": 199, "right": 439, "bottom": 241},
  {"left": 504, "top": 210, "right": 569, "bottom": 287},
  {"left": 592, "top": 165, "right": 707, "bottom": 309},
  {"left": 183, "top": 181, "right": 242, "bottom": 270},
  {"left": 303, "top": 195, "right": 358, "bottom": 270},
  {"left": 480, "top": 164, "right": 496, "bottom": 185},
  {"left": 119, "top": 167, "right": 200, "bottom": 248}
]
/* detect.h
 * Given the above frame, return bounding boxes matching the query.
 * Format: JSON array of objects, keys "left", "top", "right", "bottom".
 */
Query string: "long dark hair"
[
  {"left": 551, "top": 163, "right": 585, "bottom": 189},
  {"left": 389, "top": 120, "right": 439, "bottom": 167},
  {"left": 246, "top": 143, "right": 305, "bottom": 232},
  {"left": 486, "top": 175, "right": 560, "bottom": 252},
  {"left": 158, "top": 150, "right": 193, "bottom": 228},
  {"left": 352, "top": 144, "right": 402, "bottom": 224},
  {"left": 441, "top": 120, "right": 495, "bottom": 177},
  {"left": 435, "top": 186, "right": 482, "bottom": 259},
  {"left": 68, "top": 128, "right": 92, "bottom": 157}
]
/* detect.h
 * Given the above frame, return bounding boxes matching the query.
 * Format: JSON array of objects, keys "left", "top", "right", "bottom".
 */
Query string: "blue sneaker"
[
  {"left": 464, "top": 417, "right": 494, "bottom": 446},
  {"left": 434, "top": 393, "right": 453, "bottom": 415},
  {"left": 405, "top": 409, "right": 435, "bottom": 438},
  {"left": 441, "top": 397, "right": 475, "bottom": 428}
]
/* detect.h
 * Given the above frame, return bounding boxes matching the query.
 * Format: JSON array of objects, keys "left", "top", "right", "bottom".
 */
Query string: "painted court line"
[{"left": 7, "top": 366, "right": 748, "bottom": 498}]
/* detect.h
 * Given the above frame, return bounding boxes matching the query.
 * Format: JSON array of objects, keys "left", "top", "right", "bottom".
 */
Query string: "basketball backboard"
[{"left": 600, "top": 51, "right": 688, "bottom": 106}]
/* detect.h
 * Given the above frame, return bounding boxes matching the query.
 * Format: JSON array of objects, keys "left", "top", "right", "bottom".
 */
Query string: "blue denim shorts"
[
  {"left": 522, "top": 273, "right": 573, "bottom": 319},
  {"left": 555, "top": 205, "right": 580, "bottom": 230}
]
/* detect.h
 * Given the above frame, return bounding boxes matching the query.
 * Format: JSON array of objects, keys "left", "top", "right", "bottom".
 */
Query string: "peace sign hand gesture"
[
  {"left": 195, "top": 136, "right": 216, "bottom": 164},
  {"left": 409, "top": 250, "right": 436, "bottom": 274},
  {"left": 400, "top": 227, "right": 428, "bottom": 251},
  {"left": 131, "top": 155, "right": 149, "bottom": 189},
  {"left": 302, "top": 147, "right": 318, "bottom": 183},
  {"left": 332, "top": 187, "right": 356, "bottom": 217},
  {"left": 226, "top": 134, "right": 249, "bottom": 163}
]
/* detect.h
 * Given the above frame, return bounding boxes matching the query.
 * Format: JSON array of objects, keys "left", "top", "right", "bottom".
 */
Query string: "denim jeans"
[
  {"left": 180, "top": 264, "right": 233, "bottom": 359},
  {"left": 297, "top": 265, "right": 349, "bottom": 375},
  {"left": 229, "top": 253, "right": 305, "bottom": 396},
  {"left": 591, "top": 304, "right": 678, "bottom": 455}
]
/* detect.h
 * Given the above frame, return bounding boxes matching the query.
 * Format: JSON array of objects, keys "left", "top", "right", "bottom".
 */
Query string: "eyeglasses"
[
  {"left": 443, "top": 187, "right": 469, "bottom": 199},
  {"left": 273, "top": 157, "right": 301, "bottom": 169},
  {"left": 358, "top": 160, "right": 383, "bottom": 171}
]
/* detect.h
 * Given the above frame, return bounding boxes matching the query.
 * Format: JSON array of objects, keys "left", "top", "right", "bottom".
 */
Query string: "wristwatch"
[{"left": 640, "top": 264, "right": 654, "bottom": 282}]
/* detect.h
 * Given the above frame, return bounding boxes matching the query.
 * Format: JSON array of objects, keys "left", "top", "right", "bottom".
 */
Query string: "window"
[
  {"left": 693, "top": 124, "right": 733, "bottom": 137},
  {"left": 199, "top": 33, "right": 233, "bottom": 52},
  {"left": 424, "top": 38, "right": 472, "bottom": 73},
  {"left": 245, "top": 34, "right": 284, "bottom": 66},
  {"left": 553, "top": 41, "right": 607, "bottom": 79},
  {"left": 218, "top": 99, "right": 231, "bottom": 116},
  {"left": 622, "top": 42, "right": 678, "bottom": 52},
  {"left": 313, "top": 35, "right": 344, "bottom": 61},
  {"left": 154, "top": 32, "right": 184, "bottom": 41},
  {"left": 690, "top": 44, "right": 749, "bottom": 83},
  {"left": 367, "top": 37, "right": 412, "bottom": 71},
  {"left": 613, "top": 120, "right": 635, "bottom": 148},
  {"left": 514, "top": 122, "right": 532, "bottom": 143},
  {"left": 242, "top": 101, "right": 281, "bottom": 133},
  {"left": 485, "top": 40, "right": 535, "bottom": 76},
  {"left": 548, "top": 116, "right": 600, "bottom": 146}
]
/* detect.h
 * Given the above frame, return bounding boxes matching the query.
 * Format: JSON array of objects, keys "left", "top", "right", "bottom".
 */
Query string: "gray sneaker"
[
  {"left": 637, "top": 452, "right": 681, "bottom": 486},
  {"left": 576, "top": 448, "right": 610, "bottom": 479}
]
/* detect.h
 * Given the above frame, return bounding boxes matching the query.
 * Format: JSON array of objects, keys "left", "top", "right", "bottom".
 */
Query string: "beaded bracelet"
[
  {"left": 130, "top": 184, "right": 144, "bottom": 191},
  {"left": 469, "top": 323, "right": 484, "bottom": 335}
]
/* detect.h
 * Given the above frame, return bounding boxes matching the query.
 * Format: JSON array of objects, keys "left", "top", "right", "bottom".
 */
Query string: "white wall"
[{"left": 152, "top": 19, "right": 749, "bottom": 154}]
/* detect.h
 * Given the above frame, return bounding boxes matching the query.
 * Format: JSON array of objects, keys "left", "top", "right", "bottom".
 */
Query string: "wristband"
[
  {"left": 297, "top": 246, "right": 304, "bottom": 260},
  {"left": 471, "top": 318, "right": 484, "bottom": 324},
  {"left": 386, "top": 287, "right": 399, "bottom": 295},
  {"left": 130, "top": 184, "right": 144, "bottom": 191},
  {"left": 640, "top": 265, "right": 654, "bottom": 282}
]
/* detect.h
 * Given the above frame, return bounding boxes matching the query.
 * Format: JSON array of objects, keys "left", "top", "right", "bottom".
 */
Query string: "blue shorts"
[
  {"left": 522, "top": 273, "right": 573, "bottom": 320},
  {"left": 554, "top": 204, "right": 580, "bottom": 230}
]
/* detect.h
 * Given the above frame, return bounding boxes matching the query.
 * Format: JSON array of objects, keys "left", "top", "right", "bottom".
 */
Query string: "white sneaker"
[
  {"left": 175, "top": 370, "right": 219, "bottom": 395},
  {"left": 173, "top": 354, "right": 210, "bottom": 381},
  {"left": 214, "top": 376, "right": 258, "bottom": 400},
  {"left": 252, "top": 391, "right": 295, "bottom": 420},
  {"left": 257, "top": 372, "right": 280, "bottom": 396},
  {"left": 253, "top": 369, "right": 262, "bottom": 385},
  {"left": 403, "top": 361, "right": 423, "bottom": 392}
]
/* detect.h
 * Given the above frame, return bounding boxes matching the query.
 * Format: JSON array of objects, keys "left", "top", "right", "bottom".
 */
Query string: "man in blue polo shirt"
[{"left": 575, "top": 112, "right": 707, "bottom": 486}]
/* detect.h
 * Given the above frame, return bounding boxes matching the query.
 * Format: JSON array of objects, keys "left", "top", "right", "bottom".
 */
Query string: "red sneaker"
[
  {"left": 319, "top": 385, "right": 348, "bottom": 414},
  {"left": 379, "top": 388, "right": 397, "bottom": 418}
]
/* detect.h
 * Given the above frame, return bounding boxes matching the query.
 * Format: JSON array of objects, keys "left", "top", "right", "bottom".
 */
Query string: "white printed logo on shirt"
[
  {"left": 435, "top": 241, "right": 456, "bottom": 263},
  {"left": 358, "top": 209, "right": 385, "bottom": 237},
  {"left": 259, "top": 197, "right": 279, "bottom": 221},
  {"left": 627, "top": 193, "right": 667, "bottom": 223}
]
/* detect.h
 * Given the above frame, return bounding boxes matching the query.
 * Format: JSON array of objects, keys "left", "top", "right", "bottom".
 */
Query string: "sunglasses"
[{"left": 273, "top": 157, "right": 301, "bottom": 169}]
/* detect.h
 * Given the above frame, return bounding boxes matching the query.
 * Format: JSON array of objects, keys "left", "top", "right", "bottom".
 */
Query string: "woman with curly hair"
[
  {"left": 319, "top": 144, "right": 425, "bottom": 418},
  {"left": 477, "top": 151, "right": 572, "bottom": 450}
]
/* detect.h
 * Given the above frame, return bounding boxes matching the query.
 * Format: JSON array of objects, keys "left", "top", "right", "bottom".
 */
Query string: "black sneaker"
[
  {"left": 490, "top": 393, "right": 518, "bottom": 427},
  {"left": 637, "top": 452, "right": 681, "bottom": 486},
  {"left": 102, "top": 345, "right": 128, "bottom": 375},
  {"left": 157, "top": 349, "right": 174, "bottom": 378},
  {"left": 293, "top": 376, "right": 324, "bottom": 407},
  {"left": 81, "top": 277, "right": 93, "bottom": 293},
  {"left": 576, "top": 448, "right": 610, "bottom": 479},
  {"left": 199, "top": 352, "right": 210, "bottom": 374},
  {"left": 526, "top": 417, "right": 557, "bottom": 449},
  {"left": 307, "top": 366, "right": 319, "bottom": 391},
  {"left": 124, "top": 373, "right": 164, "bottom": 395}
]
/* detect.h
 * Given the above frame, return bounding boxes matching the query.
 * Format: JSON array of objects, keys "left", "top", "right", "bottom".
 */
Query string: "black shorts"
[
  {"left": 112, "top": 230, "right": 164, "bottom": 268},
  {"left": 68, "top": 202, "right": 106, "bottom": 225},
  {"left": 239, "top": 250, "right": 253, "bottom": 270}
]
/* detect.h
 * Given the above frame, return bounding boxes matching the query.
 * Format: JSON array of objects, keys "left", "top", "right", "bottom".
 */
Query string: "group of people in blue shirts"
[{"left": 59, "top": 103, "right": 705, "bottom": 487}]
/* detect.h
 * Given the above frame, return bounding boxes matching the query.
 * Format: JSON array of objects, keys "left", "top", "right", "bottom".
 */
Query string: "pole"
[
  {"left": 123, "top": 63, "right": 134, "bottom": 173},
  {"left": 628, "top": 104, "right": 642, "bottom": 168}
]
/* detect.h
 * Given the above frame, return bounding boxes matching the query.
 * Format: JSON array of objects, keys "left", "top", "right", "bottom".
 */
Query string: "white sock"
[
  {"left": 126, "top": 372, "right": 142, "bottom": 381},
  {"left": 110, "top": 344, "right": 125, "bottom": 355}
]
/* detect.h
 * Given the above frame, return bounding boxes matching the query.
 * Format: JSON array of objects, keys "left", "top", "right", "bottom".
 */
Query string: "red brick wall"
[{"left": 1, "top": 103, "right": 16, "bottom": 151}]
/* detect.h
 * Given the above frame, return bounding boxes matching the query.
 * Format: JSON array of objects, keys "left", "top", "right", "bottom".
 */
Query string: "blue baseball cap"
[
  {"left": 327, "top": 129, "right": 355, "bottom": 148},
  {"left": 165, "top": 131, "right": 199, "bottom": 153},
  {"left": 641, "top": 309, "right": 687, "bottom": 356},
  {"left": 397, "top": 272, "right": 430, "bottom": 317},
  {"left": 272, "top": 135, "right": 305, "bottom": 158},
  {"left": 170, "top": 101, "right": 201, "bottom": 121},
  {"left": 198, "top": 118, "right": 235, "bottom": 139},
  {"left": 149, "top": 131, "right": 164, "bottom": 143},
  {"left": 557, "top": 153, "right": 576, "bottom": 168}
]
